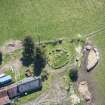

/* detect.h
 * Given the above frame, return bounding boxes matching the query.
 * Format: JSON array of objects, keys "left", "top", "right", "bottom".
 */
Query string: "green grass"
[
  {"left": 90, "top": 32, "right": 105, "bottom": 105},
  {"left": 48, "top": 49, "right": 69, "bottom": 69},
  {"left": 3, "top": 49, "right": 22, "bottom": 64},
  {"left": 0, "top": 0, "right": 105, "bottom": 44},
  {"left": 47, "top": 41, "right": 74, "bottom": 69},
  {"left": 5, "top": 68, "right": 26, "bottom": 82}
]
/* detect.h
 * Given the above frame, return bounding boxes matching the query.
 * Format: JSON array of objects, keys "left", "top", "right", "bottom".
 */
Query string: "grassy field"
[
  {"left": 0, "top": 0, "right": 105, "bottom": 105},
  {"left": 90, "top": 32, "right": 105, "bottom": 105},
  {"left": 0, "top": 0, "right": 105, "bottom": 43}
]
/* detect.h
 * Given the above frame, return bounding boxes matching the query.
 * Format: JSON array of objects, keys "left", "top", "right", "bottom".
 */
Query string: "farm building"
[
  {"left": 7, "top": 78, "right": 42, "bottom": 98},
  {"left": 0, "top": 77, "right": 42, "bottom": 104},
  {"left": 18, "top": 78, "right": 42, "bottom": 95},
  {"left": 7, "top": 84, "right": 18, "bottom": 99},
  {"left": 0, "top": 75, "right": 12, "bottom": 87},
  {"left": 0, "top": 89, "right": 10, "bottom": 105}
]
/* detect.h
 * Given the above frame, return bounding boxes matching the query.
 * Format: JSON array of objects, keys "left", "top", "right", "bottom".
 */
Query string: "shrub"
[{"left": 69, "top": 65, "right": 78, "bottom": 82}]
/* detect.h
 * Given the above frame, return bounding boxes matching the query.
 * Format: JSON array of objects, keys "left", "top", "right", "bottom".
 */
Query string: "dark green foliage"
[
  {"left": 69, "top": 65, "right": 78, "bottom": 82},
  {"left": 0, "top": 51, "right": 2, "bottom": 65},
  {"left": 34, "top": 46, "right": 46, "bottom": 76},
  {"left": 21, "top": 36, "right": 35, "bottom": 67},
  {"left": 41, "top": 70, "right": 49, "bottom": 82}
]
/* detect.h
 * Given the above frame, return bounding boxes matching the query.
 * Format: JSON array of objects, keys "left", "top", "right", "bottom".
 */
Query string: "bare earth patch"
[
  {"left": 78, "top": 81, "right": 92, "bottom": 103},
  {"left": 0, "top": 40, "right": 22, "bottom": 54}
]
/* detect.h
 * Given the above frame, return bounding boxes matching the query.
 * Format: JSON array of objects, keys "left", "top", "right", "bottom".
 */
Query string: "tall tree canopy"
[
  {"left": 34, "top": 46, "right": 46, "bottom": 76},
  {"left": 22, "top": 36, "right": 35, "bottom": 66}
]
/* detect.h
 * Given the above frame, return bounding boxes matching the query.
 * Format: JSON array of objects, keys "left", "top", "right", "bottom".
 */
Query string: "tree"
[
  {"left": 69, "top": 65, "right": 78, "bottom": 82},
  {"left": 21, "top": 36, "right": 35, "bottom": 66},
  {"left": 34, "top": 46, "right": 46, "bottom": 76},
  {"left": 0, "top": 51, "right": 2, "bottom": 65}
]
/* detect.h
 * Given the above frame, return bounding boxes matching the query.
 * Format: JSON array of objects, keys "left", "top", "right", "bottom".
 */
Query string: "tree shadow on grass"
[{"left": 21, "top": 56, "right": 33, "bottom": 67}]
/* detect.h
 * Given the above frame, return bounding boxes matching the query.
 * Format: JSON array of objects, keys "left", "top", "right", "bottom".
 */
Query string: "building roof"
[
  {"left": 0, "top": 89, "right": 10, "bottom": 105},
  {"left": 0, "top": 74, "right": 6, "bottom": 78},
  {"left": 0, "top": 95, "right": 10, "bottom": 105},
  {"left": 0, "top": 75, "right": 12, "bottom": 83},
  {"left": 7, "top": 84, "right": 18, "bottom": 99},
  {"left": 0, "top": 77, "right": 42, "bottom": 102},
  {"left": 18, "top": 79, "right": 42, "bottom": 94}
]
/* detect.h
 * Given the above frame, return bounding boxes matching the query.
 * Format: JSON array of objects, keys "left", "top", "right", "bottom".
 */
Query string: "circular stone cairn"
[{"left": 48, "top": 48, "right": 70, "bottom": 69}]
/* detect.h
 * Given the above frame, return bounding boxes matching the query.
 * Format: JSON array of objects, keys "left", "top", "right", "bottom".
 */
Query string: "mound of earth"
[
  {"left": 78, "top": 81, "right": 92, "bottom": 103},
  {"left": 87, "top": 48, "right": 99, "bottom": 71}
]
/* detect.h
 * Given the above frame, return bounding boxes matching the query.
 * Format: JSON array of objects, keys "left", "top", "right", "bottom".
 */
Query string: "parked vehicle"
[{"left": 0, "top": 75, "right": 12, "bottom": 87}]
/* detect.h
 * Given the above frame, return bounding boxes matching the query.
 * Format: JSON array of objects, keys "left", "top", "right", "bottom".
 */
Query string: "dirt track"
[{"left": 75, "top": 48, "right": 97, "bottom": 105}]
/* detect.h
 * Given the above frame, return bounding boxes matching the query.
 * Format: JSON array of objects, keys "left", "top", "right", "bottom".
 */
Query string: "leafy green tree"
[
  {"left": 34, "top": 46, "right": 46, "bottom": 76},
  {"left": 21, "top": 36, "right": 35, "bottom": 66}
]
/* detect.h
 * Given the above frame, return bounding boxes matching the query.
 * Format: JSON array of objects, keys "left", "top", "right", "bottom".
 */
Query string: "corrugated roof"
[
  {"left": 18, "top": 79, "right": 42, "bottom": 94},
  {"left": 7, "top": 84, "right": 18, "bottom": 99}
]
